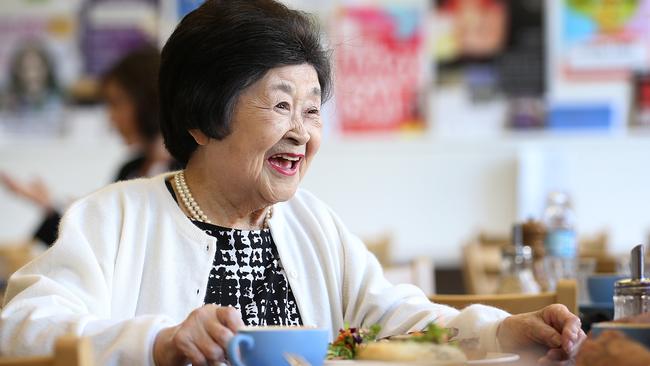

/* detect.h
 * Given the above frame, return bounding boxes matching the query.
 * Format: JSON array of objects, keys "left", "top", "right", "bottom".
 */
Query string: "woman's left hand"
[{"left": 497, "top": 304, "right": 586, "bottom": 364}]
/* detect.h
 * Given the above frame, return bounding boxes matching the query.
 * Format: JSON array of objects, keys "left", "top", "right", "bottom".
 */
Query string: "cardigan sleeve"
[
  {"left": 0, "top": 196, "right": 174, "bottom": 365},
  {"left": 333, "top": 212, "right": 509, "bottom": 353}
]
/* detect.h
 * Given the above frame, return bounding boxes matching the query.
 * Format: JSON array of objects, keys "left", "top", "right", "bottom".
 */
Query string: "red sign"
[{"left": 334, "top": 7, "right": 426, "bottom": 133}]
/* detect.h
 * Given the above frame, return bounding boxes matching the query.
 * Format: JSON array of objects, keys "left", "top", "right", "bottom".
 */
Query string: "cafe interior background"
[{"left": 1, "top": 0, "right": 649, "bottom": 299}]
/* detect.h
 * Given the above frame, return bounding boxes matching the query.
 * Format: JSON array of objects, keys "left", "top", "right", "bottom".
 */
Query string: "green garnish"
[
  {"left": 410, "top": 323, "right": 459, "bottom": 346},
  {"left": 326, "top": 323, "right": 382, "bottom": 360},
  {"left": 327, "top": 322, "right": 459, "bottom": 360}
]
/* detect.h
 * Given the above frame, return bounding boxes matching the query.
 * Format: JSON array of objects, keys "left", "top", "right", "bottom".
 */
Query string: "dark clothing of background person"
[{"left": 34, "top": 155, "right": 181, "bottom": 246}]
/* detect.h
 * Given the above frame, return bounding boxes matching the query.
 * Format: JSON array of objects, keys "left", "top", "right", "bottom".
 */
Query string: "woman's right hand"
[
  {"left": 0, "top": 173, "right": 53, "bottom": 210},
  {"left": 153, "top": 304, "right": 244, "bottom": 366}
]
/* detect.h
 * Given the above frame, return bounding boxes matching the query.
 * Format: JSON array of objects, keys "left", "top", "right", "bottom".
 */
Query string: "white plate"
[
  {"left": 467, "top": 352, "right": 520, "bottom": 364},
  {"left": 324, "top": 353, "right": 519, "bottom": 365}
]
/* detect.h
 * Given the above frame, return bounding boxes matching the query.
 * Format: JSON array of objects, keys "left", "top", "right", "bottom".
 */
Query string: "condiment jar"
[
  {"left": 497, "top": 224, "right": 541, "bottom": 295},
  {"left": 614, "top": 244, "right": 650, "bottom": 319}
]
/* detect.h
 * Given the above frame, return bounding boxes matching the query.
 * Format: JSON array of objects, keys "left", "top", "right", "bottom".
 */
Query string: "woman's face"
[
  {"left": 194, "top": 63, "right": 323, "bottom": 205},
  {"left": 103, "top": 79, "right": 140, "bottom": 146},
  {"left": 18, "top": 49, "right": 48, "bottom": 95}
]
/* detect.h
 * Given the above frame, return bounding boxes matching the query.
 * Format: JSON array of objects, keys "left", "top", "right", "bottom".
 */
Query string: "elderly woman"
[{"left": 0, "top": 1, "right": 584, "bottom": 365}]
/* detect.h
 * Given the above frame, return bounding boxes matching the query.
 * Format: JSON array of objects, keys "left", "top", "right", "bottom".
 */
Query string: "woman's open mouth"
[{"left": 267, "top": 153, "right": 304, "bottom": 176}]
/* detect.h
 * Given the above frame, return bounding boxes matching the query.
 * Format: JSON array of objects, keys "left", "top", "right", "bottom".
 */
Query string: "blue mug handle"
[{"left": 227, "top": 334, "right": 255, "bottom": 366}]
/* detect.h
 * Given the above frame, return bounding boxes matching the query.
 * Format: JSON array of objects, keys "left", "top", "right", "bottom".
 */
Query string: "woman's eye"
[
  {"left": 275, "top": 102, "right": 290, "bottom": 110},
  {"left": 307, "top": 108, "right": 320, "bottom": 115}
]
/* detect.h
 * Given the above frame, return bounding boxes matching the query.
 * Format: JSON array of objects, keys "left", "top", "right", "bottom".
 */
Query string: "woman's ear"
[{"left": 188, "top": 129, "right": 210, "bottom": 145}]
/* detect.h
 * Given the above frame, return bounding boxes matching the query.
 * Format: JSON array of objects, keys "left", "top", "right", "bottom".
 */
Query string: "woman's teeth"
[
  {"left": 269, "top": 154, "right": 302, "bottom": 171},
  {"left": 272, "top": 154, "right": 300, "bottom": 161}
]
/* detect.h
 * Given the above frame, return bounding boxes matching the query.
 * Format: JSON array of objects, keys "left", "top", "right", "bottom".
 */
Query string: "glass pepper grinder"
[{"left": 614, "top": 244, "right": 650, "bottom": 319}]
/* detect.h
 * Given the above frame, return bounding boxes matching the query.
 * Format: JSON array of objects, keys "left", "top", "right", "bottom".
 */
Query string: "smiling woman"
[
  {"left": 0, "top": 1, "right": 584, "bottom": 365},
  {"left": 180, "top": 63, "right": 323, "bottom": 218}
]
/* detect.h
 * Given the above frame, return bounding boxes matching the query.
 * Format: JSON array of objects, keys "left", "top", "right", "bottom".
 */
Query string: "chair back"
[
  {"left": 384, "top": 256, "right": 436, "bottom": 295},
  {"left": 462, "top": 241, "right": 502, "bottom": 294},
  {"left": 430, "top": 279, "right": 577, "bottom": 315},
  {"left": 0, "top": 335, "right": 94, "bottom": 366},
  {"left": 364, "top": 233, "right": 392, "bottom": 267}
]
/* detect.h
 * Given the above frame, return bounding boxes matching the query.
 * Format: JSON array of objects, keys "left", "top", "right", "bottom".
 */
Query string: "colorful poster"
[
  {"left": 334, "top": 6, "right": 427, "bottom": 133},
  {"left": 561, "top": 0, "right": 650, "bottom": 78},
  {"left": 434, "top": 0, "right": 508, "bottom": 62},
  {"left": 0, "top": 6, "right": 79, "bottom": 136},
  {"left": 79, "top": 0, "right": 159, "bottom": 77},
  {"left": 433, "top": 0, "right": 545, "bottom": 102}
]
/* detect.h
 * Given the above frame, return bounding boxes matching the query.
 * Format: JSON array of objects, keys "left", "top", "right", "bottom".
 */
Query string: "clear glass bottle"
[
  {"left": 543, "top": 192, "right": 577, "bottom": 290},
  {"left": 497, "top": 224, "right": 541, "bottom": 294}
]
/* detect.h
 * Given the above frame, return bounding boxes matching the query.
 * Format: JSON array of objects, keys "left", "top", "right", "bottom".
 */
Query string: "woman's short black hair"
[
  {"left": 159, "top": 0, "right": 332, "bottom": 165},
  {"left": 103, "top": 46, "right": 161, "bottom": 143}
]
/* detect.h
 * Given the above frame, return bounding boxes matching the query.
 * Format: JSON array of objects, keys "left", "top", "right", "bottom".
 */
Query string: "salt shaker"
[
  {"left": 496, "top": 224, "right": 541, "bottom": 295},
  {"left": 614, "top": 244, "right": 650, "bottom": 319}
]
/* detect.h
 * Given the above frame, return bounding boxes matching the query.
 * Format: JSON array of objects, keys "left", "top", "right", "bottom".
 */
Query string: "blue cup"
[
  {"left": 592, "top": 322, "right": 650, "bottom": 348},
  {"left": 227, "top": 326, "right": 329, "bottom": 366},
  {"left": 587, "top": 274, "right": 625, "bottom": 304}
]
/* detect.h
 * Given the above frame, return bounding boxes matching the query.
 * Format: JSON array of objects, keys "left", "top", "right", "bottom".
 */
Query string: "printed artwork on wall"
[
  {"left": 333, "top": 5, "right": 428, "bottom": 134},
  {"left": 0, "top": 7, "right": 78, "bottom": 136},
  {"left": 560, "top": 0, "right": 650, "bottom": 79}
]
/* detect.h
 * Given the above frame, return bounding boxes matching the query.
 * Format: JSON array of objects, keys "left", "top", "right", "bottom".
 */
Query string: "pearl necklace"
[{"left": 173, "top": 170, "right": 272, "bottom": 229}]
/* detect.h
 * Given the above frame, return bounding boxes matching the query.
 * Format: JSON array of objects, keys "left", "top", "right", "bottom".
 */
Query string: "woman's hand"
[
  {"left": 0, "top": 173, "right": 53, "bottom": 210},
  {"left": 153, "top": 304, "right": 245, "bottom": 366},
  {"left": 497, "top": 304, "right": 586, "bottom": 364}
]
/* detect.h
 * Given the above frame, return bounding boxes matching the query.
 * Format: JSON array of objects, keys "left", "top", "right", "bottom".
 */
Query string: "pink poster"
[{"left": 334, "top": 6, "right": 427, "bottom": 133}]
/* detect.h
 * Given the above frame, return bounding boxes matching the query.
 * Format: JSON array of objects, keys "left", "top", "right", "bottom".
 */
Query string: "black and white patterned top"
[{"left": 165, "top": 180, "right": 302, "bottom": 326}]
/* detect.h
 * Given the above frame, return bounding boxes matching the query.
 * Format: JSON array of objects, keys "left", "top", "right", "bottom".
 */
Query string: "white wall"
[
  {"left": 301, "top": 138, "right": 517, "bottom": 264},
  {"left": 4, "top": 108, "right": 649, "bottom": 266}
]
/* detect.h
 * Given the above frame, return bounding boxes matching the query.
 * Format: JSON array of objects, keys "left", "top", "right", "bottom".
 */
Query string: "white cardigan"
[{"left": 0, "top": 173, "right": 508, "bottom": 365}]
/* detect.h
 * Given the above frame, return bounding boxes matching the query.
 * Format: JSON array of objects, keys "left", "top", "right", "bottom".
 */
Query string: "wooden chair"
[
  {"left": 0, "top": 242, "right": 35, "bottom": 279},
  {"left": 364, "top": 233, "right": 436, "bottom": 294},
  {"left": 461, "top": 241, "right": 502, "bottom": 295},
  {"left": 0, "top": 335, "right": 94, "bottom": 366},
  {"left": 430, "top": 279, "right": 578, "bottom": 315},
  {"left": 384, "top": 256, "right": 436, "bottom": 295},
  {"left": 364, "top": 233, "right": 392, "bottom": 267}
]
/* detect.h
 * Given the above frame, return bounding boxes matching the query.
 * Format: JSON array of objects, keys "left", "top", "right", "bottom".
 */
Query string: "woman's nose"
[{"left": 287, "top": 119, "right": 310, "bottom": 145}]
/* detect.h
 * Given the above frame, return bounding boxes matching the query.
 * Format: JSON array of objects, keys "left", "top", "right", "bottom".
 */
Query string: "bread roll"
[{"left": 356, "top": 341, "right": 467, "bottom": 365}]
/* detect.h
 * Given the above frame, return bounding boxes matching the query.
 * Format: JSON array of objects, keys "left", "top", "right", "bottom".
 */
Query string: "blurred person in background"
[{"left": 0, "top": 46, "right": 178, "bottom": 246}]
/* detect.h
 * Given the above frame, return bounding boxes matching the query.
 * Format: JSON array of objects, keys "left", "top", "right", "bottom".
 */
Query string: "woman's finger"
[
  {"left": 539, "top": 304, "right": 582, "bottom": 353},
  {"left": 545, "top": 347, "right": 569, "bottom": 361},
  {"left": 539, "top": 347, "right": 572, "bottom": 366},
  {"left": 206, "top": 321, "right": 235, "bottom": 354},
  {"left": 173, "top": 330, "right": 208, "bottom": 366},
  {"left": 541, "top": 304, "right": 579, "bottom": 332},
  {"left": 527, "top": 319, "right": 563, "bottom": 349},
  {"left": 216, "top": 306, "right": 244, "bottom": 332},
  {"left": 186, "top": 317, "right": 226, "bottom": 364},
  {"left": 195, "top": 332, "right": 226, "bottom": 364}
]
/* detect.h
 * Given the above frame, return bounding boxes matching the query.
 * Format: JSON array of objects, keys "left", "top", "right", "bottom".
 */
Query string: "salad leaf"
[{"left": 327, "top": 324, "right": 382, "bottom": 360}]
